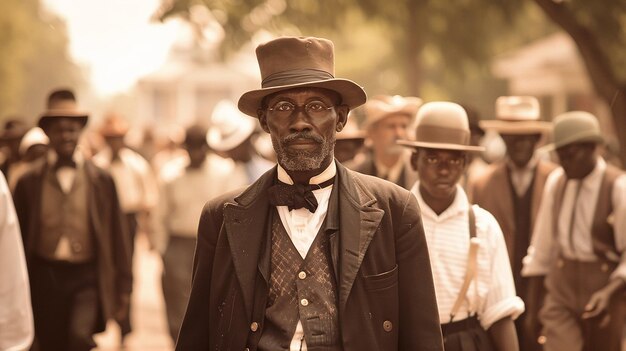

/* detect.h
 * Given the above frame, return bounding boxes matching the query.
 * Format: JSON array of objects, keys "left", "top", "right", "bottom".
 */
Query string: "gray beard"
[{"left": 272, "top": 133, "right": 335, "bottom": 171}]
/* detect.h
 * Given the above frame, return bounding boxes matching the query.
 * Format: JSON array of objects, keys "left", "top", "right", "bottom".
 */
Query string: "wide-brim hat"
[
  {"left": 363, "top": 95, "right": 422, "bottom": 129},
  {"left": 99, "top": 112, "right": 129, "bottom": 137},
  {"left": 336, "top": 118, "right": 365, "bottom": 141},
  {"left": 480, "top": 96, "right": 551, "bottom": 134},
  {"left": 19, "top": 127, "right": 49, "bottom": 155},
  {"left": 238, "top": 36, "right": 367, "bottom": 117},
  {"left": 208, "top": 100, "right": 257, "bottom": 152},
  {"left": 38, "top": 98, "right": 88, "bottom": 129},
  {"left": 540, "top": 111, "right": 603, "bottom": 151},
  {"left": 398, "top": 101, "right": 485, "bottom": 152}
]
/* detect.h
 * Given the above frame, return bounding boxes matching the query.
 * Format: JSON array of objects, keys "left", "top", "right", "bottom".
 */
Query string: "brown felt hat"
[
  {"left": 398, "top": 102, "right": 485, "bottom": 152},
  {"left": 38, "top": 92, "right": 88, "bottom": 129},
  {"left": 540, "top": 111, "right": 603, "bottom": 151},
  {"left": 238, "top": 36, "right": 367, "bottom": 117}
]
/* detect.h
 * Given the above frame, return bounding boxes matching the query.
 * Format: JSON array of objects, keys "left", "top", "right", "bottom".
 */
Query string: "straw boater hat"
[
  {"left": 480, "top": 96, "right": 551, "bottom": 134},
  {"left": 362, "top": 95, "right": 422, "bottom": 129},
  {"left": 99, "top": 112, "right": 130, "bottom": 137},
  {"left": 38, "top": 90, "right": 89, "bottom": 129},
  {"left": 238, "top": 36, "right": 367, "bottom": 117},
  {"left": 208, "top": 100, "right": 257, "bottom": 152},
  {"left": 540, "top": 111, "right": 603, "bottom": 151},
  {"left": 397, "top": 102, "right": 485, "bottom": 152}
]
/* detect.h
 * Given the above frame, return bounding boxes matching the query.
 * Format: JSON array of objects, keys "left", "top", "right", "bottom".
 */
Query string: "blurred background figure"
[
  {"left": 334, "top": 118, "right": 366, "bottom": 164},
  {"left": 459, "top": 104, "right": 489, "bottom": 197},
  {"left": 0, "top": 119, "right": 28, "bottom": 180},
  {"left": 152, "top": 124, "right": 241, "bottom": 342},
  {"left": 349, "top": 95, "right": 421, "bottom": 189},
  {"left": 8, "top": 127, "right": 49, "bottom": 192},
  {"left": 469, "top": 96, "right": 556, "bottom": 351},
  {"left": 151, "top": 126, "right": 187, "bottom": 175},
  {"left": 0, "top": 171, "right": 34, "bottom": 351},
  {"left": 13, "top": 88, "right": 132, "bottom": 351},
  {"left": 207, "top": 100, "right": 273, "bottom": 185},
  {"left": 93, "top": 112, "right": 159, "bottom": 342}
]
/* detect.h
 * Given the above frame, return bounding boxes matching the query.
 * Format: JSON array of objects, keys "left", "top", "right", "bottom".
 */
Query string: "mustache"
[{"left": 281, "top": 132, "right": 324, "bottom": 145}]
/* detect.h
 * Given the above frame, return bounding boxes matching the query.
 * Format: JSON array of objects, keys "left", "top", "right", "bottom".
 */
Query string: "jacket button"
[
  {"left": 250, "top": 321, "right": 259, "bottom": 332},
  {"left": 298, "top": 271, "right": 307, "bottom": 279},
  {"left": 383, "top": 320, "right": 393, "bottom": 332},
  {"left": 300, "top": 298, "right": 309, "bottom": 306}
]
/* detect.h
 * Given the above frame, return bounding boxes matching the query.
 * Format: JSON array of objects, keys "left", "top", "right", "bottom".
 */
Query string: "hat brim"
[
  {"left": 479, "top": 120, "right": 551, "bottom": 134},
  {"left": 38, "top": 108, "right": 89, "bottom": 129},
  {"left": 207, "top": 122, "right": 256, "bottom": 152},
  {"left": 538, "top": 131, "right": 604, "bottom": 152},
  {"left": 238, "top": 78, "right": 367, "bottom": 117},
  {"left": 397, "top": 140, "right": 485, "bottom": 152}
]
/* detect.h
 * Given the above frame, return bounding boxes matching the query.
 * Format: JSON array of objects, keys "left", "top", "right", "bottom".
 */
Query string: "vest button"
[
  {"left": 298, "top": 271, "right": 307, "bottom": 279},
  {"left": 250, "top": 321, "right": 259, "bottom": 332},
  {"left": 383, "top": 320, "right": 393, "bottom": 332},
  {"left": 601, "top": 263, "right": 609, "bottom": 272},
  {"left": 300, "top": 298, "right": 309, "bottom": 306}
]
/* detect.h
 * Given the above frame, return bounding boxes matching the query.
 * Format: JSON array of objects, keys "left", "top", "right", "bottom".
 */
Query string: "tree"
[{"left": 0, "top": 0, "right": 83, "bottom": 124}]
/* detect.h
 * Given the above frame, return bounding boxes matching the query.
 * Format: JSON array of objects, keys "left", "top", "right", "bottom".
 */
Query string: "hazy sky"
[{"left": 42, "top": 0, "right": 181, "bottom": 96}]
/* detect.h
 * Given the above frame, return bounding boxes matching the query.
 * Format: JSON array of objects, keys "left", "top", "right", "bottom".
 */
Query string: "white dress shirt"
[
  {"left": 508, "top": 156, "right": 538, "bottom": 197},
  {"left": 411, "top": 182, "right": 525, "bottom": 329},
  {"left": 522, "top": 158, "right": 626, "bottom": 280},
  {"left": 0, "top": 172, "right": 34, "bottom": 350},
  {"left": 275, "top": 161, "right": 336, "bottom": 351}
]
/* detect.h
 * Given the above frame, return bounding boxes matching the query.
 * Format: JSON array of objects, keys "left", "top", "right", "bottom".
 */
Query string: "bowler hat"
[
  {"left": 541, "top": 111, "right": 603, "bottom": 151},
  {"left": 238, "top": 36, "right": 367, "bottom": 117},
  {"left": 99, "top": 112, "right": 129, "bottom": 137},
  {"left": 480, "top": 96, "right": 551, "bottom": 134},
  {"left": 38, "top": 89, "right": 88, "bottom": 129},
  {"left": 362, "top": 95, "right": 422, "bottom": 129},
  {"left": 397, "top": 102, "right": 485, "bottom": 152},
  {"left": 208, "top": 100, "right": 257, "bottom": 151}
]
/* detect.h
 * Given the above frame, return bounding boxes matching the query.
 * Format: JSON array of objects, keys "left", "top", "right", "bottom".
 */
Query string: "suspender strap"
[
  {"left": 591, "top": 164, "right": 623, "bottom": 261},
  {"left": 450, "top": 206, "right": 478, "bottom": 323}
]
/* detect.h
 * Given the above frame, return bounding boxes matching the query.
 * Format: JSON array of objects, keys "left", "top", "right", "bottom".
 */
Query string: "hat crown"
[
  {"left": 415, "top": 102, "right": 470, "bottom": 146},
  {"left": 553, "top": 111, "right": 601, "bottom": 147},
  {"left": 256, "top": 37, "right": 335, "bottom": 88},
  {"left": 208, "top": 100, "right": 256, "bottom": 151},
  {"left": 363, "top": 95, "right": 422, "bottom": 128},
  {"left": 496, "top": 96, "right": 540, "bottom": 121}
]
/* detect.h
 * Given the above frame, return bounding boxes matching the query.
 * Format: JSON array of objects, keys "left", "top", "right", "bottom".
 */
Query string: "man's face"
[
  {"left": 367, "top": 113, "right": 411, "bottom": 156},
  {"left": 556, "top": 141, "right": 597, "bottom": 179},
  {"left": 104, "top": 135, "right": 125, "bottom": 153},
  {"left": 412, "top": 148, "right": 466, "bottom": 202},
  {"left": 44, "top": 118, "right": 83, "bottom": 159},
  {"left": 184, "top": 142, "right": 209, "bottom": 168},
  {"left": 501, "top": 133, "right": 541, "bottom": 168},
  {"left": 258, "top": 87, "right": 348, "bottom": 172}
]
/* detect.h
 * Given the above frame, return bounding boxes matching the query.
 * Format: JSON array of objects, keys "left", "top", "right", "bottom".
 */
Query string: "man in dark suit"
[
  {"left": 175, "top": 36, "right": 443, "bottom": 351},
  {"left": 13, "top": 89, "right": 132, "bottom": 351}
]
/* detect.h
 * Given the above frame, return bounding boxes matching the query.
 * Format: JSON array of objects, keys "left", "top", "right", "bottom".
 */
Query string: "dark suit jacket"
[
  {"left": 176, "top": 162, "right": 442, "bottom": 351},
  {"left": 468, "top": 160, "right": 557, "bottom": 266},
  {"left": 13, "top": 159, "right": 133, "bottom": 332},
  {"left": 347, "top": 151, "right": 418, "bottom": 190}
]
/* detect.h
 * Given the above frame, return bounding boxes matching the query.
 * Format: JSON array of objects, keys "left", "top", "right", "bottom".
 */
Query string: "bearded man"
[{"left": 175, "top": 36, "right": 443, "bottom": 351}]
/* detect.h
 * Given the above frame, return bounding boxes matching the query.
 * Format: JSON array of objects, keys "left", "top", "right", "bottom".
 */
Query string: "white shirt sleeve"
[{"left": 0, "top": 173, "right": 34, "bottom": 351}]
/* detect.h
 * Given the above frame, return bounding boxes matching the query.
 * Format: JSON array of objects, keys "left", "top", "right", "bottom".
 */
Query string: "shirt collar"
[
  {"left": 277, "top": 160, "right": 337, "bottom": 185},
  {"left": 506, "top": 153, "right": 539, "bottom": 173},
  {"left": 411, "top": 181, "right": 469, "bottom": 221},
  {"left": 47, "top": 148, "right": 85, "bottom": 168}
]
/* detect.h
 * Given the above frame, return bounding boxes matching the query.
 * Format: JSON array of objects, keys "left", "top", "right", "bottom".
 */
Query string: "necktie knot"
[{"left": 268, "top": 177, "right": 335, "bottom": 213}]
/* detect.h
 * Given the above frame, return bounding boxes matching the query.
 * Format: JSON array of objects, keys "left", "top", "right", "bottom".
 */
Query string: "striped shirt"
[{"left": 411, "top": 182, "right": 525, "bottom": 329}]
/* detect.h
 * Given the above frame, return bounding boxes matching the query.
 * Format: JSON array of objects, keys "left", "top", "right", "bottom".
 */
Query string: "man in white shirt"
[
  {"left": 522, "top": 111, "right": 626, "bottom": 351},
  {"left": 399, "top": 102, "right": 524, "bottom": 351},
  {"left": 175, "top": 36, "right": 443, "bottom": 351},
  {"left": 0, "top": 171, "right": 33, "bottom": 351}
]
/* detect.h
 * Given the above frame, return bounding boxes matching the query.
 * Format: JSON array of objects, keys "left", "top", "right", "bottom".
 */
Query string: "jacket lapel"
[
  {"left": 335, "top": 163, "right": 384, "bottom": 312},
  {"left": 223, "top": 168, "right": 276, "bottom": 318}
]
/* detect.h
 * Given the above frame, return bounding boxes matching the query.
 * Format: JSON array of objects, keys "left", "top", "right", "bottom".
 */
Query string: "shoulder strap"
[
  {"left": 551, "top": 173, "right": 568, "bottom": 240},
  {"left": 450, "top": 206, "right": 479, "bottom": 322},
  {"left": 591, "top": 164, "right": 624, "bottom": 261}
]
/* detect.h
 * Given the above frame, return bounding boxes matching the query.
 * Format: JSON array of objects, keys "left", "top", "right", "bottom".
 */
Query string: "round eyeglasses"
[{"left": 267, "top": 100, "right": 334, "bottom": 118}]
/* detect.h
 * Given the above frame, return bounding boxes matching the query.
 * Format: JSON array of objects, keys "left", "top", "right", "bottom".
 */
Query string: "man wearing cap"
[
  {"left": 399, "top": 102, "right": 524, "bottom": 351},
  {"left": 522, "top": 111, "right": 626, "bottom": 351},
  {"left": 176, "top": 36, "right": 442, "bottom": 351},
  {"left": 468, "top": 96, "right": 556, "bottom": 350},
  {"left": 13, "top": 89, "right": 133, "bottom": 351},
  {"left": 8, "top": 127, "right": 49, "bottom": 192},
  {"left": 349, "top": 95, "right": 421, "bottom": 189},
  {"left": 208, "top": 100, "right": 274, "bottom": 185},
  {"left": 92, "top": 112, "right": 158, "bottom": 339}
]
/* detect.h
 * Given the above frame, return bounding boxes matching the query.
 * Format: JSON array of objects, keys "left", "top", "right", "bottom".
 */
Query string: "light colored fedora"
[
  {"left": 38, "top": 93, "right": 89, "bottom": 129},
  {"left": 480, "top": 96, "right": 551, "bottom": 134},
  {"left": 397, "top": 101, "right": 485, "bottom": 152},
  {"left": 238, "top": 36, "right": 367, "bottom": 117},
  {"left": 99, "top": 112, "right": 129, "bottom": 137},
  {"left": 541, "top": 111, "right": 603, "bottom": 151},
  {"left": 362, "top": 95, "right": 422, "bottom": 129},
  {"left": 19, "top": 127, "right": 49, "bottom": 156},
  {"left": 208, "top": 100, "right": 257, "bottom": 152}
]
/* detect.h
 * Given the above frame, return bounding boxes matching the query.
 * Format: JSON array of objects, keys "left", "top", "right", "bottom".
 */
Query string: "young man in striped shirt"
[{"left": 399, "top": 102, "right": 524, "bottom": 351}]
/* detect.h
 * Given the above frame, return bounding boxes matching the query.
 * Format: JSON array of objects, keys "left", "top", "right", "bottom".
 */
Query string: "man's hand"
[{"left": 582, "top": 278, "right": 625, "bottom": 327}]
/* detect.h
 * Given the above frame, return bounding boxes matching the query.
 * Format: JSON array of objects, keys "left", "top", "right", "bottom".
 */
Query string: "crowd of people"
[{"left": 1, "top": 35, "right": 624, "bottom": 351}]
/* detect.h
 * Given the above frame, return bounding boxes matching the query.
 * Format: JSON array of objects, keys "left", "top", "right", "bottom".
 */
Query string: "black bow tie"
[
  {"left": 267, "top": 177, "right": 335, "bottom": 213},
  {"left": 54, "top": 158, "right": 77, "bottom": 169}
]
